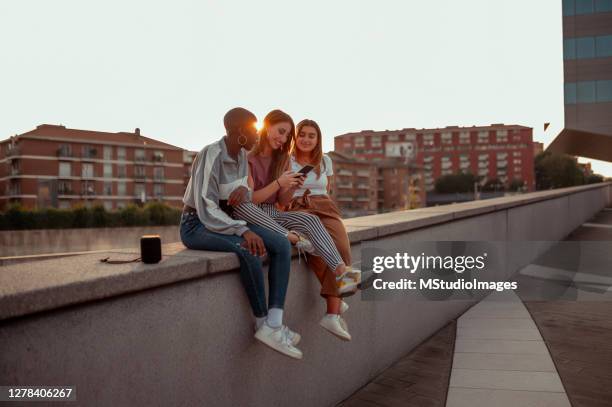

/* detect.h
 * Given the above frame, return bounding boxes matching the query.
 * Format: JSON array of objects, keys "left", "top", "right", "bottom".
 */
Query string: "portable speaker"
[{"left": 140, "top": 235, "right": 162, "bottom": 264}]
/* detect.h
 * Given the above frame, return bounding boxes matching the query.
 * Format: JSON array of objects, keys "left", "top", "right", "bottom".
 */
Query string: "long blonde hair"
[
  {"left": 292, "top": 119, "right": 326, "bottom": 179},
  {"left": 250, "top": 109, "right": 295, "bottom": 180}
]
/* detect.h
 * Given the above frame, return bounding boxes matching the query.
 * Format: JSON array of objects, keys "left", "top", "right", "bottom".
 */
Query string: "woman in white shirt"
[{"left": 285, "top": 119, "right": 359, "bottom": 341}]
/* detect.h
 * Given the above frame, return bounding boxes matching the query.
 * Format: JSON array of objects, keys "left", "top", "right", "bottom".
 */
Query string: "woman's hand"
[
  {"left": 241, "top": 230, "right": 266, "bottom": 257},
  {"left": 277, "top": 171, "right": 303, "bottom": 188},
  {"left": 228, "top": 186, "right": 249, "bottom": 206}
]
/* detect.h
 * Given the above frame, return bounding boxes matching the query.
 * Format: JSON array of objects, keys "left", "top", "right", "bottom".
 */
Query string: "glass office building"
[{"left": 549, "top": 0, "right": 612, "bottom": 161}]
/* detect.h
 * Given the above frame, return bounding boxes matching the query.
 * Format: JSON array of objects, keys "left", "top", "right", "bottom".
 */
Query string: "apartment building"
[
  {"left": 0, "top": 124, "right": 186, "bottom": 210},
  {"left": 334, "top": 124, "right": 535, "bottom": 193},
  {"left": 327, "top": 151, "right": 425, "bottom": 218}
]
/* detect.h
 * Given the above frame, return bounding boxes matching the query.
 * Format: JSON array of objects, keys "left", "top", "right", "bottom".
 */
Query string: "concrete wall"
[
  {"left": 0, "top": 225, "right": 180, "bottom": 257},
  {"left": 0, "top": 183, "right": 610, "bottom": 407}
]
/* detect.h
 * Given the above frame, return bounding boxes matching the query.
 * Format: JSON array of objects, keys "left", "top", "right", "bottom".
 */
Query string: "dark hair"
[
  {"left": 251, "top": 109, "right": 295, "bottom": 180},
  {"left": 223, "top": 107, "right": 256, "bottom": 134}
]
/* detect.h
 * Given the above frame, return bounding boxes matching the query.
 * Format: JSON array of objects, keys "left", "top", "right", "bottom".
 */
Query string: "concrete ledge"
[
  {"left": 0, "top": 183, "right": 610, "bottom": 407},
  {"left": 0, "top": 183, "right": 610, "bottom": 322}
]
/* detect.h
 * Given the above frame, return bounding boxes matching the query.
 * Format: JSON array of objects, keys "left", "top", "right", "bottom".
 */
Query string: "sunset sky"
[{"left": 1, "top": 0, "right": 610, "bottom": 175}]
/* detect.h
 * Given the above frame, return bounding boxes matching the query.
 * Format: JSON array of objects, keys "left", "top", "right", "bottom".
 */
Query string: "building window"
[
  {"left": 58, "top": 200, "right": 71, "bottom": 209},
  {"left": 388, "top": 134, "right": 399, "bottom": 141},
  {"left": 154, "top": 184, "right": 164, "bottom": 198},
  {"left": 496, "top": 130, "right": 508, "bottom": 143},
  {"left": 59, "top": 162, "right": 72, "bottom": 177},
  {"left": 117, "top": 164, "right": 126, "bottom": 178},
  {"left": 153, "top": 150, "right": 164, "bottom": 162},
  {"left": 57, "top": 144, "right": 73, "bottom": 157},
  {"left": 82, "top": 145, "right": 97, "bottom": 159},
  {"left": 565, "top": 35, "right": 612, "bottom": 60},
  {"left": 371, "top": 136, "right": 382, "bottom": 147},
  {"left": 153, "top": 167, "right": 164, "bottom": 181},
  {"left": 576, "top": 37, "right": 595, "bottom": 59},
  {"left": 566, "top": 80, "right": 612, "bottom": 103},
  {"left": 135, "top": 149, "right": 146, "bottom": 161},
  {"left": 81, "top": 181, "right": 95, "bottom": 196},
  {"left": 117, "top": 201, "right": 126, "bottom": 209},
  {"left": 134, "top": 165, "right": 146, "bottom": 179},
  {"left": 134, "top": 183, "right": 146, "bottom": 200},
  {"left": 103, "top": 182, "right": 113, "bottom": 195},
  {"left": 58, "top": 180, "right": 73, "bottom": 195},
  {"left": 477, "top": 131, "right": 489, "bottom": 144},
  {"left": 103, "top": 146, "right": 113, "bottom": 160},
  {"left": 596, "top": 0, "right": 612, "bottom": 12},
  {"left": 354, "top": 136, "right": 365, "bottom": 148},
  {"left": 117, "top": 147, "right": 126, "bottom": 161},
  {"left": 596, "top": 35, "right": 612, "bottom": 58},
  {"left": 103, "top": 201, "right": 113, "bottom": 211},
  {"left": 459, "top": 131, "right": 470, "bottom": 144},
  {"left": 82, "top": 163, "right": 94, "bottom": 178},
  {"left": 103, "top": 163, "right": 113, "bottom": 178},
  {"left": 423, "top": 134, "right": 434, "bottom": 146},
  {"left": 441, "top": 132, "right": 452, "bottom": 145},
  {"left": 578, "top": 81, "right": 596, "bottom": 103},
  {"left": 597, "top": 80, "right": 612, "bottom": 102},
  {"left": 117, "top": 181, "right": 126, "bottom": 196}
]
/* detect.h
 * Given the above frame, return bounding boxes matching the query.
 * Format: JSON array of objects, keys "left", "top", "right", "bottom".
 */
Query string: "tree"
[
  {"left": 535, "top": 152, "right": 584, "bottom": 190},
  {"left": 434, "top": 172, "right": 478, "bottom": 194},
  {"left": 508, "top": 178, "right": 525, "bottom": 192}
]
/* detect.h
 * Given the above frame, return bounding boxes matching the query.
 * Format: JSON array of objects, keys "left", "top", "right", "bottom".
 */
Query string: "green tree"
[
  {"left": 535, "top": 152, "right": 584, "bottom": 190},
  {"left": 434, "top": 172, "right": 478, "bottom": 194}
]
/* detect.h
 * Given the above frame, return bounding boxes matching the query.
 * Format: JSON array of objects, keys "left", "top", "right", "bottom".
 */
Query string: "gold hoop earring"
[{"left": 238, "top": 135, "right": 247, "bottom": 146}]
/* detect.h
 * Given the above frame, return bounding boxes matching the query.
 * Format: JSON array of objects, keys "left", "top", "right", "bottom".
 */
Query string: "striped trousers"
[{"left": 233, "top": 202, "right": 344, "bottom": 271}]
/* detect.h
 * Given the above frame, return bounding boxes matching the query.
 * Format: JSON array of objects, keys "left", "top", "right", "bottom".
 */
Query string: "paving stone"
[
  {"left": 452, "top": 352, "right": 556, "bottom": 371},
  {"left": 449, "top": 368, "right": 565, "bottom": 392},
  {"left": 446, "top": 387, "right": 571, "bottom": 407}
]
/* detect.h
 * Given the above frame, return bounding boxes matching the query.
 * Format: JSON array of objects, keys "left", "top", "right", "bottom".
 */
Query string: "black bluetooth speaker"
[{"left": 140, "top": 235, "right": 162, "bottom": 264}]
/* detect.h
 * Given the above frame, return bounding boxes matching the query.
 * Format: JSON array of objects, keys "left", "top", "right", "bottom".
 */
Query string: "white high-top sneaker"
[
  {"left": 255, "top": 323, "right": 303, "bottom": 360},
  {"left": 319, "top": 314, "right": 352, "bottom": 341}
]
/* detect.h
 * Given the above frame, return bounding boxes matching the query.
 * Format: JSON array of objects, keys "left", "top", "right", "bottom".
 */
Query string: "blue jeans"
[{"left": 179, "top": 212, "right": 291, "bottom": 318}]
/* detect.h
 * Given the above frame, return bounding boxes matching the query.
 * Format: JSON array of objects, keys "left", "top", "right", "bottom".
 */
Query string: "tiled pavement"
[
  {"left": 521, "top": 207, "right": 612, "bottom": 407},
  {"left": 446, "top": 290, "right": 571, "bottom": 407},
  {"left": 338, "top": 322, "right": 456, "bottom": 407},
  {"left": 339, "top": 208, "right": 611, "bottom": 407}
]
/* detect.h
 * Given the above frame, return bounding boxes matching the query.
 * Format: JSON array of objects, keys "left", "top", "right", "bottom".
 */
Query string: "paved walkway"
[
  {"left": 339, "top": 207, "right": 611, "bottom": 407},
  {"left": 339, "top": 322, "right": 456, "bottom": 407},
  {"left": 446, "top": 290, "right": 570, "bottom": 407},
  {"left": 520, "top": 207, "right": 612, "bottom": 407}
]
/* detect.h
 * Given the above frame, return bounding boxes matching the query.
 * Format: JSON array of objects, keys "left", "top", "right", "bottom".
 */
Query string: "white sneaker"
[
  {"left": 319, "top": 314, "right": 352, "bottom": 341},
  {"left": 253, "top": 324, "right": 301, "bottom": 346},
  {"left": 340, "top": 300, "right": 349, "bottom": 314},
  {"left": 255, "top": 323, "right": 303, "bottom": 360},
  {"left": 282, "top": 325, "right": 301, "bottom": 346}
]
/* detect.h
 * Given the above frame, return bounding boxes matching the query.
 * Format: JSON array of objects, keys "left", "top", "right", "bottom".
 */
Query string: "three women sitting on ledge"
[{"left": 181, "top": 107, "right": 360, "bottom": 360}]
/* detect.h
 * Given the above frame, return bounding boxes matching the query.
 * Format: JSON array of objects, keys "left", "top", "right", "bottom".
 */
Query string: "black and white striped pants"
[{"left": 233, "top": 202, "right": 344, "bottom": 271}]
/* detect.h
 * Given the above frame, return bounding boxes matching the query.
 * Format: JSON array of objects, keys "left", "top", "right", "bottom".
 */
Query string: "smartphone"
[{"left": 297, "top": 165, "right": 314, "bottom": 176}]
